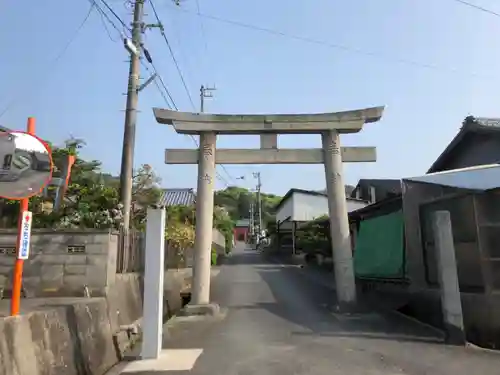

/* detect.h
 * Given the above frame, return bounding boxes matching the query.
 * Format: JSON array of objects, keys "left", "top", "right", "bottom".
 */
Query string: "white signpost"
[
  {"left": 141, "top": 207, "right": 166, "bottom": 360},
  {"left": 18, "top": 211, "right": 32, "bottom": 260}
]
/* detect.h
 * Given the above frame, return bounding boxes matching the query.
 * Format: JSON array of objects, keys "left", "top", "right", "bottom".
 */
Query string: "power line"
[
  {"left": 146, "top": 1, "right": 233, "bottom": 186},
  {"left": 152, "top": 63, "right": 178, "bottom": 109},
  {"left": 451, "top": 0, "right": 500, "bottom": 18},
  {"left": 219, "top": 165, "right": 236, "bottom": 185},
  {"left": 98, "top": 9, "right": 121, "bottom": 41},
  {"left": 148, "top": 0, "right": 196, "bottom": 110},
  {"left": 173, "top": 6, "right": 497, "bottom": 80},
  {"left": 0, "top": 4, "right": 96, "bottom": 119},
  {"left": 141, "top": 60, "right": 174, "bottom": 109},
  {"left": 195, "top": 0, "right": 209, "bottom": 61},
  {"left": 90, "top": 0, "right": 125, "bottom": 37},
  {"left": 141, "top": 51, "right": 231, "bottom": 186},
  {"left": 99, "top": 0, "right": 131, "bottom": 30}
]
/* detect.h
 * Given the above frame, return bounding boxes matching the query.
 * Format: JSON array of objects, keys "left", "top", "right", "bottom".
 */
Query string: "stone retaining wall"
[
  {"left": 0, "top": 299, "right": 119, "bottom": 375},
  {"left": 0, "top": 229, "right": 118, "bottom": 297},
  {"left": 0, "top": 270, "right": 191, "bottom": 375}
]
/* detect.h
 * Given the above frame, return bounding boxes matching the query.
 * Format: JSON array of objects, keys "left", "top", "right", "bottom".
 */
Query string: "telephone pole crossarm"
[{"left": 200, "top": 84, "right": 216, "bottom": 113}]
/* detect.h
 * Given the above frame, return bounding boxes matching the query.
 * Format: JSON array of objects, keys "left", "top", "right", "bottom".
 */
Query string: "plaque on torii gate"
[{"left": 154, "top": 106, "right": 385, "bottom": 312}]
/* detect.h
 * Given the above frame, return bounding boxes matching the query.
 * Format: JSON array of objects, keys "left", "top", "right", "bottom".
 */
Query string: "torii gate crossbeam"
[{"left": 154, "top": 106, "right": 385, "bottom": 313}]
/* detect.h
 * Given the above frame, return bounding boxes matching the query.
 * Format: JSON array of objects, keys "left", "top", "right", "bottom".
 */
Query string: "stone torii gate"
[{"left": 154, "top": 106, "right": 385, "bottom": 312}]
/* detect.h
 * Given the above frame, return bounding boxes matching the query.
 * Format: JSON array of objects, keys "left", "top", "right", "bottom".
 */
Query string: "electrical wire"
[
  {"left": 141, "top": 56, "right": 177, "bottom": 109},
  {"left": 152, "top": 63, "right": 178, "bottom": 109},
  {"left": 195, "top": 0, "right": 209, "bottom": 62},
  {"left": 99, "top": 0, "right": 131, "bottom": 31},
  {"left": 141, "top": 50, "right": 232, "bottom": 186},
  {"left": 148, "top": 0, "right": 196, "bottom": 110},
  {"left": 89, "top": 0, "right": 125, "bottom": 37},
  {"left": 140, "top": 60, "right": 173, "bottom": 109},
  {"left": 172, "top": 6, "right": 496, "bottom": 80},
  {"left": 218, "top": 164, "right": 235, "bottom": 185},
  {"left": 97, "top": 5, "right": 121, "bottom": 41},
  {"left": 451, "top": 0, "right": 500, "bottom": 18},
  {"left": 147, "top": 1, "right": 234, "bottom": 186},
  {"left": 0, "top": 4, "right": 96, "bottom": 119}
]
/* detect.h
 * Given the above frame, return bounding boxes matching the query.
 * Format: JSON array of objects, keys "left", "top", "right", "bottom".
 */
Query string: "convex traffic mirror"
[{"left": 0, "top": 131, "right": 53, "bottom": 199}]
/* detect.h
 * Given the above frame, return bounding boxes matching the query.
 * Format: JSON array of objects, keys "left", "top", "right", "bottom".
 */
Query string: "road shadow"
[
  {"left": 249, "top": 261, "right": 445, "bottom": 345},
  {"left": 222, "top": 251, "right": 270, "bottom": 267}
]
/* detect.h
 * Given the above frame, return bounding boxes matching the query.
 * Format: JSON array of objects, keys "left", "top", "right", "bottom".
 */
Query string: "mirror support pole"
[{"left": 10, "top": 117, "right": 36, "bottom": 316}]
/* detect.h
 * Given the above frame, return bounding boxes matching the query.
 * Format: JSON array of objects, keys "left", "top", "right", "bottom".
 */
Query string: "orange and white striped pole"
[{"left": 10, "top": 117, "right": 35, "bottom": 316}]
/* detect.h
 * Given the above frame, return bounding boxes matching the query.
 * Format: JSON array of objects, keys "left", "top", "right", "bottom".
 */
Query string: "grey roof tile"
[
  {"left": 158, "top": 188, "right": 196, "bottom": 207},
  {"left": 354, "top": 179, "right": 402, "bottom": 195}
]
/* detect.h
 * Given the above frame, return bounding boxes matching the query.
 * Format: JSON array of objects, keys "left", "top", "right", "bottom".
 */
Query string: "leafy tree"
[
  {"left": 214, "top": 186, "right": 281, "bottom": 226},
  {"left": 0, "top": 139, "right": 162, "bottom": 230},
  {"left": 295, "top": 216, "right": 331, "bottom": 255},
  {"left": 130, "top": 164, "right": 162, "bottom": 230},
  {"left": 32, "top": 139, "right": 123, "bottom": 229},
  {"left": 165, "top": 220, "right": 195, "bottom": 269}
]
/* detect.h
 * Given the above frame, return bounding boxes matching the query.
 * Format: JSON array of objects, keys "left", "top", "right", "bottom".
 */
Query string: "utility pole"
[
  {"left": 200, "top": 84, "right": 216, "bottom": 113},
  {"left": 253, "top": 172, "right": 262, "bottom": 241},
  {"left": 119, "top": 0, "right": 145, "bottom": 233},
  {"left": 249, "top": 199, "right": 254, "bottom": 242}
]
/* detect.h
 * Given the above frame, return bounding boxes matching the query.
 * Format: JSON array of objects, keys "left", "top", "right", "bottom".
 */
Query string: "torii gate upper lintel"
[
  {"left": 153, "top": 106, "right": 384, "bottom": 134},
  {"left": 154, "top": 106, "right": 385, "bottom": 312}
]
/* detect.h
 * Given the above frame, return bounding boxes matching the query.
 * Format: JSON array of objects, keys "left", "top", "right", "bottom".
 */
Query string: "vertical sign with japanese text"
[{"left": 17, "top": 211, "right": 32, "bottom": 260}]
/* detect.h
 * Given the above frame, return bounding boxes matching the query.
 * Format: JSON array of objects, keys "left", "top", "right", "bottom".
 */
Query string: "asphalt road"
[
  {"left": 0, "top": 169, "right": 50, "bottom": 198},
  {"left": 122, "top": 244, "right": 500, "bottom": 374}
]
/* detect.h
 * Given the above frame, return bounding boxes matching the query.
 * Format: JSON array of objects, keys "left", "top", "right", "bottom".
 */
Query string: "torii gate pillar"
[
  {"left": 155, "top": 106, "right": 385, "bottom": 312},
  {"left": 322, "top": 130, "right": 356, "bottom": 305},
  {"left": 192, "top": 132, "right": 216, "bottom": 305}
]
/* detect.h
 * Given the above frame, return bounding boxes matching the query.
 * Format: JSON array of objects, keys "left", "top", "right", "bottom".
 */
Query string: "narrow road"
[{"left": 123, "top": 244, "right": 500, "bottom": 374}]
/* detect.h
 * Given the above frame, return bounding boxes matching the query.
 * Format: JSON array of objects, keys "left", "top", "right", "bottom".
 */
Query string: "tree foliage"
[
  {"left": 214, "top": 186, "right": 282, "bottom": 225},
  {"left": 295, "top": 216, "right": 331, "bottom": 255},
  {"left": 0, "top": 139, "right": 161, "bottom": 230}
]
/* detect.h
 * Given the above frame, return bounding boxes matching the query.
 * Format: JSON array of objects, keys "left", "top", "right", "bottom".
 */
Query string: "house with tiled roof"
[
  {"left": 350, "top": 179, "right": 402, "bottom": 204},
  {"left": 427, "top": 116, "right": 500, "bottom": 173},
  {"left": 158, "top": 188, "right": 196, "bottom": 207}
]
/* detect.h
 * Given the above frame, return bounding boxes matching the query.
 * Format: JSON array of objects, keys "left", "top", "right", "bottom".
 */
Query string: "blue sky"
[{"left": 1, "top": 0, "right": 500, "bottom": 195}]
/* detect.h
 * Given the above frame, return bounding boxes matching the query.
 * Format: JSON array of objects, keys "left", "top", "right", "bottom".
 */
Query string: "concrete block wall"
[
  {"left": 0, "top": 229, "right": 118, "bottom": 297},
  {"left": 0, "top": 299, "right": 119, "bottom": 375},
  {"left": 0, "top": 269, "right": 192, "bottom": 375}
]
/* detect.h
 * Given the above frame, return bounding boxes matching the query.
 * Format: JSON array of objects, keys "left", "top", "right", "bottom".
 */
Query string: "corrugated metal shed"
[{"left": 158, "top": 188, "right": 196, "bottom": 206}]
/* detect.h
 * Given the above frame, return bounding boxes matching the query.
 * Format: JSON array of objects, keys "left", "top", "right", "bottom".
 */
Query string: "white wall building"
[{"left": 276, "top": 188, "right": 367, "bottom": 226}]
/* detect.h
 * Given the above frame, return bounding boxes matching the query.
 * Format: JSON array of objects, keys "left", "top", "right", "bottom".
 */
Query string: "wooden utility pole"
[{"left": 119, "top": 0, "right": 145, "bottom": 232}]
